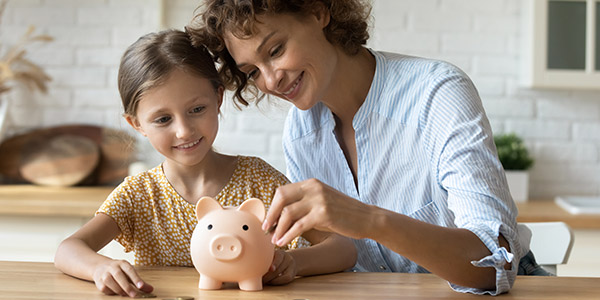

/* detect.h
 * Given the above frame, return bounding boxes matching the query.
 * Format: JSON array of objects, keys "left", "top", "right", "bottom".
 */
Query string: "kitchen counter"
[
  {"left": 1, "top": 185, "right": 600, "bottom": 228},
  {"left": 516, "top": 200, "right": 600, "bottom": 229},
  {"left": 0, "top": 184, "right": 112, "bottom": 217}
]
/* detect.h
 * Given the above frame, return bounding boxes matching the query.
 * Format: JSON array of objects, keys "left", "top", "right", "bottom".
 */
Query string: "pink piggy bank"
[{"left": 190, "top": 196, "right": 274, "bottom": 291}]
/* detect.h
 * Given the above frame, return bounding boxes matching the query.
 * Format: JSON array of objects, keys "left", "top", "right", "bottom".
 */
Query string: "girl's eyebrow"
[{"left": 236, "top": 30, "right": 278, "bottom": 69}]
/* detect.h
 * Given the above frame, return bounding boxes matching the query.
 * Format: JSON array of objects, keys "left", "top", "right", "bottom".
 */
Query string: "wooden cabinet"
[{"left": 522, "top": 0, "right": 600, "bottom": 89}]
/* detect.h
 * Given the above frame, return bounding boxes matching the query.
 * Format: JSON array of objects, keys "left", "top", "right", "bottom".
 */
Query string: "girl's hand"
[
  {"left": 263, "top": 250, "right": 297, "bottom": 285},
  {"left": 92, "top": 259, "right": 153, "bottom": 297},
  {"left": 263, "top": 178, "right": 372, "bottom": 247}
]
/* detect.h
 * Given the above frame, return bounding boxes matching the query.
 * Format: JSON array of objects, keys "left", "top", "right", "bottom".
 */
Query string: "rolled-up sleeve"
[{"left": 423, "top": 67, "right": 523, "bottom": 295}]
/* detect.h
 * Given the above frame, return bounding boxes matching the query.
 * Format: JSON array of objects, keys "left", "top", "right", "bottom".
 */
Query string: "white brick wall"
[{"left": 2, "top": 0, "right": 600, "bottom": 199}]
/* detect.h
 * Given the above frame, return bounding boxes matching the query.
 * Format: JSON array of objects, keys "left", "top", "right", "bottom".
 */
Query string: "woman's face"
[{"left": 223, "top": 10, "right": 337, "bottom": 110}]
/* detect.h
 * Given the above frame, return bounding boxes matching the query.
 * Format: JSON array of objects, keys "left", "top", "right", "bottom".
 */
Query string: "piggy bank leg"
[
  {"left": 198, "top": 274, "right": 222, "bottom": 290},
  {"left": 238, "top": 277, "right": 263, "bottom": 291}
]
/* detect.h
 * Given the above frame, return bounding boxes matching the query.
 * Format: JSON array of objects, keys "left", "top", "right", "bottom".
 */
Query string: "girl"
[
  {"left": 54, "top": 29, "right": 356, "bottom": 298},
  {"left": 186, "top": 0, "right": 531, "bottom": 296}
]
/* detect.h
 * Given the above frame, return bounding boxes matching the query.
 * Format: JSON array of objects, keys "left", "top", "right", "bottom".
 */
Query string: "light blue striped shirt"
[{"left": 282, "top": 50, "right": 524, "bottom": 295}]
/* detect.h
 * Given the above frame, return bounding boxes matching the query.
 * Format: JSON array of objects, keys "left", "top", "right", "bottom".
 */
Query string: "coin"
[
  {"left": 175, "top": 297, "right": 194, "bottom": 300},
  {"left": 135, "top": 292, "right": 157, "bottom": 298}
]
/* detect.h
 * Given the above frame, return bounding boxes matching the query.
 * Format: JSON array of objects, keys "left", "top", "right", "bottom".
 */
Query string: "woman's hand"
[
  {"left": 263, "top": 178, "right": 373, "bottom": 247},
  {"left": 263, "top": 250, "right": 297, "bottom": 285},
  {"left": 92, "top": 259, "right": 153, "bottom": 297}
]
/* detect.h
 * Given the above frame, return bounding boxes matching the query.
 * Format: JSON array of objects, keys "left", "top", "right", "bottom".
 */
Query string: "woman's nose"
[{"left": 262, "top": 67, "right": 283, "bottom": 93}]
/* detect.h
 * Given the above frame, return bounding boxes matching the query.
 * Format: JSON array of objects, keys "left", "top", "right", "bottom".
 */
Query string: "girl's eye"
[
  {"left": 191, "top": 106, "right": 205, "bottom": 113},
  {"left": 154, "top": 116, "right": 171, "bottom": 124}
]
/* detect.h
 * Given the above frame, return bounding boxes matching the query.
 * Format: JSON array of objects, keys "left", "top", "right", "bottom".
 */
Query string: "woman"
[{"left": 186, "top": 0, "right": 527, "bottom": 295}]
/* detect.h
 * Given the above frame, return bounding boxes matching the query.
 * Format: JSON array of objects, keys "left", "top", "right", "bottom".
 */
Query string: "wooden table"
[{"left": 1, "top": 261, "right": 599, "bottom": 299}]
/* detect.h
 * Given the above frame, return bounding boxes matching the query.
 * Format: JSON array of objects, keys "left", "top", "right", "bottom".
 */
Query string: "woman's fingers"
[{"left": 263, "top": 182, "right": 303, "bottom": 232}]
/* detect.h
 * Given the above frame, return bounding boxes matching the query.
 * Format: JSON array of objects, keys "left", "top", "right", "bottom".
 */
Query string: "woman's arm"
[
  {"left": 54, "top": 213, "right": 153, "bottom": 297},
  {"left": 263, "top": 179, "right": 508, "bottom": 290}
]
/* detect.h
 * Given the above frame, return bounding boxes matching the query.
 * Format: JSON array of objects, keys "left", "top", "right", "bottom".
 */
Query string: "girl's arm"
[
  {"left": 263, "top": 229, "right": 357, "bottom": 285},
  {"left": 54, "top": 213, "right": 153, "bottom": 297}
]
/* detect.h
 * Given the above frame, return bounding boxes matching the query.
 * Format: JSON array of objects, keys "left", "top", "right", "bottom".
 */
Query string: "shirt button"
[{"left": 379, "top": 265, "right": 387, "bottom": 271}]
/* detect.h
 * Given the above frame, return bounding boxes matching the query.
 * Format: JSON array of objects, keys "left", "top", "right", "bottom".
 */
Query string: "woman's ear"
[
  {"left": 125, "top": 115, "right": 146, "bottom": 137},
  {"left": 312, "top": 2, "right": 331, "bottom": 29},
  {"left": 217, "top": 86, "right": 224, "bottom": 112}
]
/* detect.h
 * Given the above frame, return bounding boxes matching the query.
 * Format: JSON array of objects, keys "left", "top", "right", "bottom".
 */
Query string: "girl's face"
[
  {"left": 127, "top": 68, "right": 223, "bottom": 168},
  {"left": 223, "top": 8, "right": 337, "bottom": 111}
]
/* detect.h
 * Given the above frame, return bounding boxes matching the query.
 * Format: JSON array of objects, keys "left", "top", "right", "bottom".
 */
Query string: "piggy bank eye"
[
  {"left": 207, "top": 224, "right": 213, "bottom": 230},
  {"left": 242, "top": 225, "right": 249, "bottom": 231}
]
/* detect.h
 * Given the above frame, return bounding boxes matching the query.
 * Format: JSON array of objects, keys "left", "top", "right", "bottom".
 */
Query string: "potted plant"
[{"left": 494, "top": 133, "right": 534, "bottom": 203}]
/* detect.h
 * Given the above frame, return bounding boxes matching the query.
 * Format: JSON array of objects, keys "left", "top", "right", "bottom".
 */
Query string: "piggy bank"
[{"left": 190, "top": 196, "right": 274, "bottom": 291}]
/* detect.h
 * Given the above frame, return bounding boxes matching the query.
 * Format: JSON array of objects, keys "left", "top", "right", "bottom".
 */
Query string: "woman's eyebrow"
[{"left": 236, "top": 30, "right": 278, "bottom": 69}]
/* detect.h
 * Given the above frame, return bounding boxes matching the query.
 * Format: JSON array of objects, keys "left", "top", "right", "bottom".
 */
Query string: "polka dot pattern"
[{"left": 97, "top": 156, "right": 309, "bottom": 266}]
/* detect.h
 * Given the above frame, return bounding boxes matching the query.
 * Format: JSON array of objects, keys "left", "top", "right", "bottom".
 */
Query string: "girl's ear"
[{"left": 125, "top": 115, "right": 146, "bottom": 137}]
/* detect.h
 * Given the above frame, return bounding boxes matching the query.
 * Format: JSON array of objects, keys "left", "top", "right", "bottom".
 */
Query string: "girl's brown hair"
[
  {"left": 186, "top": 0, "right": 371, "bottom": 107},
  {"left": 118, "top": 29, "right": 222, "bottom": 117}
]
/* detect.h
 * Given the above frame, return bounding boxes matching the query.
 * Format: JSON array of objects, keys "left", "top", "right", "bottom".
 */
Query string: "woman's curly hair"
[{"left": 186, "top": 0, "right": 371, "bottom": 107}]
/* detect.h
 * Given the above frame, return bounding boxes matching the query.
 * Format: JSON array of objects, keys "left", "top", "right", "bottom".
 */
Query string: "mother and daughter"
[{"left": 56, "top": 0, "right": 535, "bottom": 297}]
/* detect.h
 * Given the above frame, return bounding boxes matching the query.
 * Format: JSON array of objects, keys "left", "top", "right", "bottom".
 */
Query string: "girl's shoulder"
[
  {"left": 111, "top": 164, "right": 171, "bottom": 198},
  {"left": 233, "top": 156, "right": 290, "bottom": 185}
]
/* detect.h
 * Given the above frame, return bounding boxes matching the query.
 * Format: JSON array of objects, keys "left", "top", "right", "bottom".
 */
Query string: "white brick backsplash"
[
  {"left": 471, "top": 77, "right": 505, "bottom": 97},
  {"left": 375, "top": 32, "right": 439, "bottom": 54},
  {"left": 0, "top": 0, "right": 598, "bottom": 198},
  {"left": 76, "top": 48, "right": 124, "bottom": 66},
  {"left": 442, "top": 33, "right": 507, "bottom": 54},
  {"left": 505, "top": 120, "right": 570, "bottom": 139},
  {"left": 9, "top": 7, "right": 76, "bottom": 26},
  {"left": 42, "top": 108, "right": 105, "bottom": 127},
  {"left": 439, "top": 0, "right": 505, "bottom": 13},
  {"left": 77, "top": 8, "right": 143, "bottom": 26},
  {"left": 538, "top": 99, "right": 600, "bottom": 120},
  {"left": 73, "top": 89, "right": 120, "bottom": 108},
  {"left": 534, "top": 142, "right": 598, "bottom": 163},
  {"left": 29, "top": 47, "right": 75, "bottom": 66},
  {"left": 213, "top": 132, "right": 269, "bottom": 157},
  {"left": 47, "top": 67, "right": 107, "bottom": 88},
  {"left": 48, "top": 27, "right": 112, "bottom": 46},
  {"left": 408, "top": 11, "right": 471, "bottom": 32},
  {"left": 531, "top": 164, "right": 600, "bottom": 183},
  {"left": 473, "top": 15, "right": 519, "bottom": 34},
  {"left": 482, "top": 97, "right": 534, "bottom": 118},
  {"left": 530, "top": 181, "right": 598, "bottom": 199},
  {"left": 473, "top": 56, "right": 518, "bottom": 76},
  {"left": 573, "top": 123, "right": 600, "bottom": 141}
]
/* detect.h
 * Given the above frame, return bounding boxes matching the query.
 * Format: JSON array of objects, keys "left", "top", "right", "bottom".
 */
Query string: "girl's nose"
[{"left": 175, "top": 119, "right": 195, "bottom": 140}]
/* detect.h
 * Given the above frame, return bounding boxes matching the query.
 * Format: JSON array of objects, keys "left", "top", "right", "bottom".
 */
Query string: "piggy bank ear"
[
  {"left": 195, "top": 196, "right": 223, "bottom": 220},
  {"left": 238, "top": 198, "right": 266, "bottom": 221}
]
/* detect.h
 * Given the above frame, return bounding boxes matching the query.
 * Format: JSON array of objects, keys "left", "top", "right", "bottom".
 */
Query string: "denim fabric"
[{"left": 518, "top": 250, "right": 555, "bottom": 276}]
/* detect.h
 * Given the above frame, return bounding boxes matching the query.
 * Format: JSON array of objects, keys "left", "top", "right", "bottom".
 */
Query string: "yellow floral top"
[{"left": 97, "top": 156, "right": 307, "bottom": 266}]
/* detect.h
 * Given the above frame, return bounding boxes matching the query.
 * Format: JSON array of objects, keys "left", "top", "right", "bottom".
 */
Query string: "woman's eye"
[
  {"left": 247, "top": 69, "right": 258, "bottom": 79},
  {"left": 270, "top": 45, "right": 282, "bottom": 57}
]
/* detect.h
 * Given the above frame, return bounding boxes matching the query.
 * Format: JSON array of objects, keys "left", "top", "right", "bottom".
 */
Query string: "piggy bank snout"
[{"left": 209, "top": 234, "right": 243, "bottom": 261}]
